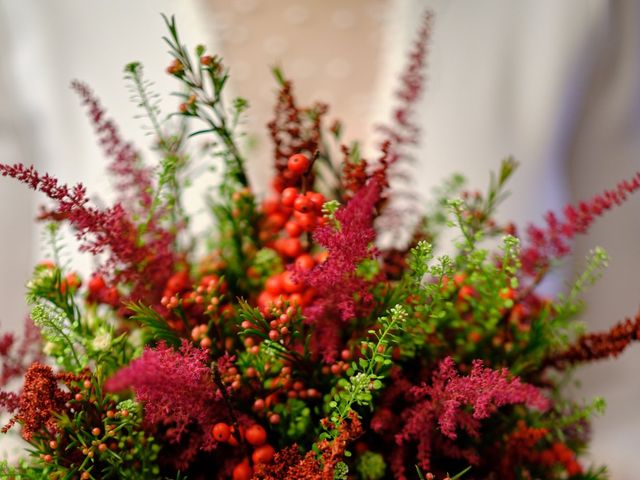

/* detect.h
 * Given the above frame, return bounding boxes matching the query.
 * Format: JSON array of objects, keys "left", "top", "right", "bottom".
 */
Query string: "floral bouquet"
[{"left": 1, "top": 12, "right": 639, "bottom": 480}]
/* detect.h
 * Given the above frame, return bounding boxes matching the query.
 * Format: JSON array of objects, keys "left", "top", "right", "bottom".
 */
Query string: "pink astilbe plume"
[
  {"left": 105, "top": 341, "right": 226, "bottom": 469},
  {"left": 0, "top": 318, "right": 43, "bottom": 388},
  {"left": 377, "top": 11, "right": 433, "bottom": 155},
  {"left": 71, "top": 80, "right": 153, "bottom": 211},
  {"left": 300, "top": 178, "right": 381, "bottom": 360},
  {"left": 373, "top": 11, "right": 433, "bottom": 239},
  {"left": 395, "top": 357, "right": 549, "bottom": 476},
  {"left": 0, "top": 162, "right": 175, "bottom": 304},
  {"left": 521, "top": 171, "right": 640, "bottom": 275}
]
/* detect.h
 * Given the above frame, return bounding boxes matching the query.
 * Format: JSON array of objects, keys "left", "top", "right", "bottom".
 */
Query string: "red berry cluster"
[
  {"left": 258, "top": 153, "right": 330, "bottom": 313},
  {"left": 241, "top": 303, "right": 322, "bottom": 418},
  {"left": 242, "top": 303, "right": 299, "bottom": 348},
  {"left": 248, "top": 361, "right": 321, "bottom": 418},
  {"left": 86, "top": 274, "right": 119, "bottom": 307},
  {"left": 159, "top": 271, "right": 230, "bottom": 341},
  {"left": 211, "top": 422, "right": 275, "bottom": 480},
  {"left": 537, "top": 442, "right": 582, "bottom": 476}
]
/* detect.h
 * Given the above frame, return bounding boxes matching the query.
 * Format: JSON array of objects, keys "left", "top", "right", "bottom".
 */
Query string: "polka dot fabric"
[{"left": 203, "top": 0, "right": 390, "bottom": 191}]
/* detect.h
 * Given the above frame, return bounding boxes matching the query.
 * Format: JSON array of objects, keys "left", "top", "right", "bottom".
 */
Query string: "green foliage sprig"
[{"left": 324, "top": 305, "right": 407, "bottom": 437}]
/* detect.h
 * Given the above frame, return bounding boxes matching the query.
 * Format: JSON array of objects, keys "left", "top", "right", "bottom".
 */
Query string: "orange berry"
[
  {"left": 252, "top": 443, "right": 275, "bottom": 464},
  {"left": 280, "top": 237, "right": 302, "bottom": 258},
  {"left": 265, "top": 275, "right": 283, "bottom": 295},
  {"left": 308, "top": 191, "right": 325, "bottom": 210},
  {"left": 281, "top": 187, "right": 298, "bottom": 207},
  {"left": 212, "top": 422, "right": 231, "bottom": 442},
  {"left": 294, "top": 211, "right": 316, "bottom": 230},
  {"left": 287, "top": 153, "right": 310, "bottom": 174},
  {"left": 281, "top": 271, "right": 303, "bottom": 293},
  {"left": 285, "top": 220, "right": 303, "bottom": 238},
  {"left": 294, "top": 254, "right": 315, "bottom": 271},
  {"left": 232, "top": 460, "right": 253, "bottom": 480},
  {"left": 293, "top": 195, "right": 313, "bottom": 213},
  {"left": 245, "top": 424, "right": 267, "bottom": 447}
]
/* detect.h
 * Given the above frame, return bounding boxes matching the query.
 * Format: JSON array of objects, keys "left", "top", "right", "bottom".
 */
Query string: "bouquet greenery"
[{"left": 1, "top": 12, "right": 638, "bottom": 480}]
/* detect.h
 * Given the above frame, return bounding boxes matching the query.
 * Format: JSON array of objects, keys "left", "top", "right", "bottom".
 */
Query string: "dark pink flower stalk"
[
  {"left": 395, "top": 357, "right": 549, "bottom": 476},
  {"left": 0, "top": 162, "right": 175, "bottom": 304},
  {"left": 71, "top": 80, "right": 153, "bottom": 211},
  {"left": 373, "top": 11, "right": 433, "bottom": 238},
  {"left": 377, "top": 10, "right": 433, "bottom": 152},
  {"left": 521, "top": 171, "right": 640, "bottom": 275},
  {"left": 300, "top": 178, "right": 381, "bottom": 360},
  {"left": 0, "top": 318, "right": 43, "bottom": 388},
  {"left": 106, "top": 341, "right": 227, "bottom": 469}
]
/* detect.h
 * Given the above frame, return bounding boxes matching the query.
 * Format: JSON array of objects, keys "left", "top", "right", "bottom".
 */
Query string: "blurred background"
[{"left": 1, "top": 0, "right": 639, "bottom": 477}]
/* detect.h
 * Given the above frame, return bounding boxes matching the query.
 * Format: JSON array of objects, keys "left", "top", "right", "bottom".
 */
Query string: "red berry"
[
  {"left": 308, "top": 191, "right": 325, "bottom": 210},
  {"left": 294, "top": 211, "right": 316, "bottom": 230},
  {"left": 280, "top": 238, "right": 302, "bottom": 258},
  {"left": 212, "top": 422, "right": 231, "bottom": 442},
  {"left": 453, "top": 273, "right": 466, "bottom": 286},
  {"left": 252, "top": 444, "right": 275, "bottom": 464},
  {"left": 61, "top": 273, "right": 81, "bottom": 294},
  {"left": 88, "top": 274, "right": 106, "bottom": 295},
  {"left": 232, "top": 460, "right": 253, "bottom": 480},
  {"left": 294, "top": 254, "right": 315, "bottom": 271},
  {"left": 282, "top": 271, "right": 303, "bottom": 294},
  {"left": 457, "top": 285, "right": 475, "bottom": 301},
  {"left": 245, "top": 424, "right": 267, "bottom": 447},
  {"left": 302, "top": 288, "right": 315, "bottom": 305},
  {"left": 227, "top": 436, "right": 238, "bottom": 448},
  {"left": 257, "top": 291, "right": 275, "bottom": 312},
  {"left": 285, "top": 220, "right": 303, "bottom": 238},
  {"left": 315, "top": 251, "right": 329, "bottom": 263},
  {"left": 268, "top": 329, "right": 280, "bottom": 341},
  {"left": 293, "top": 195, "right": 313, "bottom": 213},
  {"left": 281, "top": 187, "right": 298, "bottom": 207},
  {"left": 499, "top": 287, "right": 516, "bottom": 300},
  {"left": 167, "top": 271, "right": 189, "bottom": 292},
  {"left": 288, "top": 293, "right": 303, "bottom": 306},
  {"left": 287, "top": 153, "right": 310, "bottom": 174},
  {"left": 102, "top": 287, "right": 119, "bottom": 306},
  {"left": 272, "top": 176, "right": 285, "bottom": 192},
  {"left": 266, "top": 212, "right": 287, "bottom": 230},
  {"left": 262, "top": 197, "right": 279, "bottom": 215},
  {"left": 269, "top": 413, "right": 281, "bottom": 424},
  {"left": 265, "top": 275, "right": 283, "bottom": 295},
  {"left": 566, "top": 460, "right": 583, "bottom": 476}
]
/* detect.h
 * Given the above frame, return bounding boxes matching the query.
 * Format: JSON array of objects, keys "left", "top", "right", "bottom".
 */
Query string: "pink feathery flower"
[
  {"left": 373, "top": 11, "right": 433, "bottom": 241},
  {"left": 0, "top": 318, "right": 43, "bottom": 388},
  {"left": 71, "top": 80, "right": 153, "bottom": 210},
  {"left": 377, "top": 10, "right": 433, "bottom": 154},
  {"left": 297, "top": 178, "right": 381, "bottom": 361},
  {"left": 106, "top": 341, "right": 227, "bottom": 468},
  {"left": 521, "top": 171, "right": 640, "bottom": 275},
  {"left": 395, "top": 357, "right": 549, "bottom": 473},
  {"left": 0, "top": 162, "right": 175, "bottom": 304}
]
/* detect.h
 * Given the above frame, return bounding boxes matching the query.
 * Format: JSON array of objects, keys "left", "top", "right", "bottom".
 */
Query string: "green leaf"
[{"left": 127, "top": 301, "right": 181, "bottom": 347}]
